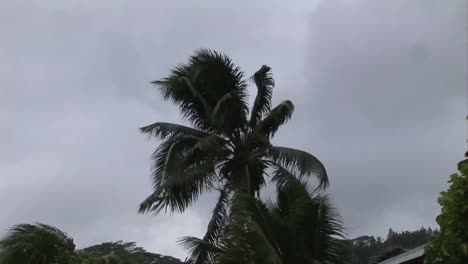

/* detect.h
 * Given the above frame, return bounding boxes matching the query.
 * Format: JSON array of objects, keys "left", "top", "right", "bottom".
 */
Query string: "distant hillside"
[
  {"left": 81, "top": 241, "right": 184, "bottom": 264},
  {"left": 339, "top": 227, "right": 434, "bottom": 264},
  {"left": 77, "top": 228, "right": 434, "bottom": 264}
]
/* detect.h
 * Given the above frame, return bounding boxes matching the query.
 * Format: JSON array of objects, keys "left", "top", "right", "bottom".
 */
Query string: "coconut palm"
[
  {"left": 138, "top": 49, "right": 329, "bottom": 256},
  {"left": 0, "top": 224, "right": 128, "bottom": 264},
  {"left": 180, "top": 176, "right": 344, "bottom": 264},
  {"left": 0, "top": 223, "right": 75, "bottom": 264}
]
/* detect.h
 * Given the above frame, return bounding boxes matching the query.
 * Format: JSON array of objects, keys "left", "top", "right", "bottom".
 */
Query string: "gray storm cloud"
[{"left": 1, "top": 0, "right": 466, "bottom": 258}]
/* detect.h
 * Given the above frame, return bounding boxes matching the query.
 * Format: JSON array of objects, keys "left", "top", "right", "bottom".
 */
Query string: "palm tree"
[
  {"left": 0, "top": 224, "right": 127, "bottom": 264},
  {"left": 138, "top": 49, "right": 329, "bottom": 256},
  {"left": 180, "top": 176, "right": 344, "bottom": 264},
  {"left": 0, "top": 223, "right": 75, "bottom": 264}
]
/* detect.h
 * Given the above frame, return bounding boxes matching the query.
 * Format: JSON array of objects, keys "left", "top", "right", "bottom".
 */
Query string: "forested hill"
[
  {"left": 340, "top": 227, "right": 435, "bottom": 264},
  {"left": 81, "top": 241, "right": 184, "bottom": 264},
  {"left": 79, "top": 228, "right": 434, "bottom": 264}
]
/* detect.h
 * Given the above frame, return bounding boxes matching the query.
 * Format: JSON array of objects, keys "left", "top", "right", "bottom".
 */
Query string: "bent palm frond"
[
  {"left": 267, "top": 146, "right": 328, "bottom": 189},
  {"left": 249, "top": 65, "right": 274, "bottom": 128},
  {"left": 253, "top": 101, "right": 294, "bottom": 138},
  {"left": 0, "top": 223, "right": 75, "bottom": 264},
  {"left": 140, "top": 122, "right": 209, "bottom": 140}
]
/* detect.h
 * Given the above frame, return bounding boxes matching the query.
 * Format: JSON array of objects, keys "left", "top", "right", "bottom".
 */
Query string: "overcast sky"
[{"left": 1, "top": 0, "right": 466, "bottom": 259}]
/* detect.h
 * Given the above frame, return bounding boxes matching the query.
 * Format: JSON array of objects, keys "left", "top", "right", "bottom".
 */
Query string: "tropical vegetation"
[
  {"left": 180, "top": 176, "right": 344, "bottom": 264},
  {"left": 339, "top": 227, "right": 434, "bottom": 264},
  {"left": 424, "top": 155, "right": 468, "bottom": 263},
  {"left": 138, "top": 49, "right": 341, "bottom": 263},
  {"left": 4, "top": 49, "right": 457, "bottom": 264},
  {"left": 0, "top": 223, "right": 183, "bottom": 264}
]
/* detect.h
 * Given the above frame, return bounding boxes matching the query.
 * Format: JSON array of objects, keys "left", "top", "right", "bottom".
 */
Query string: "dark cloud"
[
  {"left": 299, "top": 0, "right": 467, "bottom": 237},
  {"left": 1, "top": 0, "right": 466, "bottom": 258}
]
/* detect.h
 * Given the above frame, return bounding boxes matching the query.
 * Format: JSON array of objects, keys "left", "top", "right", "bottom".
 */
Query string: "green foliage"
[
  {"left": 0, "top": 223, "right": 183, "bottom": 264},
  {"left": 82, "top": 241, "right": 184, "bottom": 264},
  {"left": 0, "top": 223, "right": 75, "bottom": 264},
  {"left": 140, "top": 49, "right": 330, "bottom": 262},
  {"left": 140, "top": 50, "right": 329, "bottom": 253},
  {"left": 339, "top": 227, "right": 434, "bottom": 264},
  {"left": 425, "top": 157, "right": 468, "bottom": 264},
  {"left": 180, "top": 178, "right": 345, "bottom": 264}
]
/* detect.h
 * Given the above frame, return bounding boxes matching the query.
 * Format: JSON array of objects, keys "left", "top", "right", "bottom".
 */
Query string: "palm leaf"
[
  {"left": 139, "top": 161, "right": 216, "bottom": 214},
  {"left": 180, "top": 186, "right": 231, "bottom": 264},
  {"left": 152, "top": 49, "right": 249, "bottom": 134},
  {"left": 0, "top": 223, "right": 75, "bottom": 264},
  {"left": 149, "top": 136, "right": 199, "bottom": 191},
  {"left": 271, "top": 178, "right": 344, "bottom": 263},
  {"left": 140, "top": 122, "right": 209, "bottom": 140},
  {"left": 253, "top": 100, "right": 294, "bottom": 138},
  {"left": 249, "top": 65, "right": 274, "bottom": 128},
  {"left": 178, "top": 237, "right": 225, "bottom": 264},
  {"left": 217, "top": 193, "right": 282, "bottom": 264},
  {"left": 267, "top": 146, "right": 329, "bottom": 189},
  {"left": 203, "top": 187, "right": 230, "bottom": 244},
  {"left": 139, "top": 135, "right": 217, "bottom": 214}
]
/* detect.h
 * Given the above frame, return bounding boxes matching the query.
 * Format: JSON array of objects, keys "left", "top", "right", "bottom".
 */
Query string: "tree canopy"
[
  {"left": 424, "top": 155, "right": 468, "bottom": 263},
  {"left": 139, "top": 49, "right": 331, "bottom": 263}
]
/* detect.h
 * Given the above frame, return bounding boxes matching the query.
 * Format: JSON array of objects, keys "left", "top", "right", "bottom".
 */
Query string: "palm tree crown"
[
  {"left": 180, "top": 176, "right": 345, "bottom": 264},
  {"left": 0, "top": 223, "right": 75, "bottom": 264},
  {"left": 139, "top": 49, "right": 331, "bottom": 263},
  {"left": 139, "top": 48, "right": 328, "bottom": 213}
]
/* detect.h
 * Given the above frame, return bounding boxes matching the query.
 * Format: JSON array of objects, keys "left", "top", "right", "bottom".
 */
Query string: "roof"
[{"left": 377, "top": 245, "right": 425, "bottom": 264}]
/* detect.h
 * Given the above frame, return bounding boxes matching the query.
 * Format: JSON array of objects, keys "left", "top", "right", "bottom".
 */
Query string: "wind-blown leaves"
[
  {"left": 267, "top": 146, "right": 329, "bottom": 189},
  {"left": 217, "top": 193, "right": 282, "bottom": 264},
  {"left": 139, "top": 160, "right": 216, "bottom": 214},
  {"left": 253, "top": 101, "right": 294, "bottom": 138},
  {"left": 182, "top": 179, "right": 344, "bottom": 264},
  {"left": 140, "top": 50, "right": 337, "bottom": 263},
  {"left": 270, "top": 163, "right": 299, "bottom": 189},
  {"left": 151, "top": 49, "right": 249, "bottom": 134},
  {"left": 203, "top": 187, "right": 230, "bottom": 244},
  {"left": 139, "top": 132, "right": 225, "bottom": 214},
  {"left": 180, "top": 187, "right": 230, "bottom": 264},
  {"left": 249, "top": 65, "right": 274, "bottom": 128},
  {"left": 140, "top": 122, "right": 209, "bottom": 140},
  {"left": 179, "top": 236, "right": 225, "bottom": 264},
  {"left": 270, "top": 177, "right": 345, "bottom": 264},
  {"left": 0, "top": 223, "right": 75, "bottom": 264}
]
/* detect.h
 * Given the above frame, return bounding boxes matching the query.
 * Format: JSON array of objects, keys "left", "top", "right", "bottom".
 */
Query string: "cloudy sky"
[{"left": 1, "top": 0, "right": 466, "bottom": 259}]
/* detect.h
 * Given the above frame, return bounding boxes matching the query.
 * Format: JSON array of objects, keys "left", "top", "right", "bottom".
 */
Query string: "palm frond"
[
  {"left": 270, "top": 163, "right": 298, "bottom": 189},
  {"left": 152, "top": 49, "right": 249, "bottom": 134},
  {"left": 138, "top": 192, "right": 163, "bottom": 214},
  {"left": 247, "top": 159, "right": 268, "bottom": 196},
  {"left": 178, "top": 236, "right": 225, "bottom": 264},
  {"left": 152, "top": 67, "right": 212, "bottom": 132},
  {"left": 253, "top": 100, "right": 294, "bottom": 138},
  {"left": 271, "top": 179, "right": 345, "bottom": 263},
  {"left": 149, "top": 136, "right": 199, "bottom": 191},
  {"left": 0, "top": 223, "right": 75, "bottom": 264},
  {"left": 181, "top": 187, "right": 230, "bottom": 264},
  {"left": 139, "top": 161, "right": 216, "bottom": 214},
  {"left": 139, "top": 135, "right": 216, "bottom": 214},
  {"left": 178, "top": 186, "right": 231, "bottom": 264},
  {"left": 249, "top": 65, "right": 274, "bottom": 128},
  {"left": 203, "top": 187, "right": 230, "bottom": 244},
  {"left": 267, "top": 146, "right": 329, "bottom": 189},
  {"left": 217, "top": 193, "right": 282, "bottom": 264},
  {"left": 140, "top": 122, "right": 209, "bottom": 140}
]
